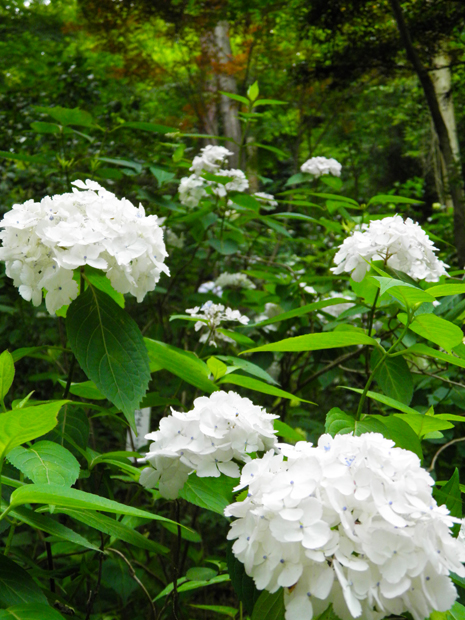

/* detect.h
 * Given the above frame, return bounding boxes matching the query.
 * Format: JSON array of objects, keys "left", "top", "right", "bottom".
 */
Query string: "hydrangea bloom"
[
  {"left": 225, "top": 433, "right": 465, "bottom": 620},
  {"left": 0, "top": 180, "right": 169, "bottom": 314},
  {"left": 331, "top": 215, "right": 449, "bottom": 282},
  {"left": 210, "top": 169, "right": 249, "bottom": 197},
  {"left": 190, "top": 145, "right": 233, "bottom": 175},
  {"left": 139, "top": 391, "right": 278, "bottom": 499},
  {"left": 186, "top": 300, "right": 249, "bottom": 346},
  {"left": 179, "top": 175, "right": 207, "bottom": 208},
  {"left": 198, "top": 281, "right": 223, "bottom": 296},
  {"left": 215, "top": 272, "right": 256, "bottom": 290},
  {"left": 301, "top": 157, "right": 342, "bottom": 178}
]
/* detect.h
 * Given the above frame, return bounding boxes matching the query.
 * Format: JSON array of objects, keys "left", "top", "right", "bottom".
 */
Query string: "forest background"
[{"left": 1, "top": 0, "right": 465, "bottom": 619}]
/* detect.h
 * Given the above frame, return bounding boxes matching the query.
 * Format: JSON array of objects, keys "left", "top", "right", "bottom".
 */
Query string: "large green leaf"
[
  {"left": 274, "top": 420, "right": 304, "bottom": 442},
  {"left": 155, "top": 574, "right": 230, "bottom": 601},
  {"left": 8, "top": 504, "right": 99, "bottom": 551},
  {"left": 398, "top": 312, "right": 463, "bottom": 352},
  {"left": 180, "top": 475, "right": 235, "bottom": 515},
  {"left": 34, "top": 105, "right": 95, "bottom": 127},
  {"left": 341, "top": 387, "right": 419, "bottom": 414},
  {"left": 7, "top": 441, "right": 80, "bottom": 486},
  {"left": 392, "top": 414, "right": 454, "bottom": 438},
  {"left": 0, "top": 401, "right": 66, "bottom": 458},
  {"left": 0, "top": 556, "right": 48, "bottom": 607},
  {"left": 426, "top": 283, "right": 465, "bottom": 297},
  {"left": 251, "top": 589, "right": 285, "bottom": 620},
  {"left": 217, "top": 356, "right": 278, "bottom": 385},
  {"left": 371, "top": 349, "right": 413, "bottom": 405},
  {"left": 243, "top": 332, "right": 377, "bottom": 354},
  {"left": 67, "top": 286, "right": 150, "bottom": 431},
  {"left": 144, "top": 338, "right": 217, "bottom": 393},
  {"left": 325, "top": 408, "right": 387, "bottom": 437},
  {"left": 0, "top": 605, "right": 65, "bottom": 620},
  {"left": 218, "top": 374, "right": 314, "bottom": 403},
  {"left": 369, "top": 415, "right": 423, "bottom": 458},
  {"left": 372, "top": 277, "right": 435, "bottom": 306},
  {"left": 9, "top": 484, "right": 179, "bottom": 527},
  {"left": 0, "top": 350, "right": 14, "bottom": 402},
  {"left": 84, "top": 266, "right": 125, "bottom": 308},
  {"left": 59, "top": 508, "right": 169, "bottom": 554},
  {"left": 405, "top": 343, "right": 465, "bottom": 370}
]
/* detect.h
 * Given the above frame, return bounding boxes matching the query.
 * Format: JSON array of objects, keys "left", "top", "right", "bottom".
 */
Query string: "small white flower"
[
  {"left": 178, "top": 174, "right": 207, "bottom": 208},
  {"left": 190, "top": 145, "right": 233, "bottom": 176},
  {"left": 301, "top": 157, "right": 342, "bottom": 178},
  {"left": 186, "top": 301, "right": 249, "bottom": 347},
  {"left": 214, "top": 272, "right": 256, "bottom": 290},
  {"left": 254, "top": 192, "right": 278, "bottom": 209},
  {"left": 331, "top": 215, "right": 449, "bottom": 282}
]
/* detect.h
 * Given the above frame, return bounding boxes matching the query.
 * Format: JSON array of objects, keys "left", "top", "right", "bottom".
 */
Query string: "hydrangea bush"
[{"left": 0, "top": 93, "right": 463, "bottom": 620}]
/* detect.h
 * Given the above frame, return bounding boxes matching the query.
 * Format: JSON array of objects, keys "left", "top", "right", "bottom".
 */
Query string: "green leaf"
[
  {"left": 426, "top": 283, "right": 465, "bottom": 297},
  {"left": 59, "top": 380, "right": 105, "bottom": 400},
  {"left": 45, "top": 405, "right": 89, "bottom": 456},
  {"left": 30, "top": 121, "right": 60, "bottom": 134},
  {"left": 179, "top": 475, "right": 234, "bottom": 515},
  {"left": 155, "top": 574, "right": 230, "bottom": 601},
  {"left": 7, "top": 441, "right": 80, "bottom": 486},
  {"left": 251, "top": 589, "right": 285, "bottom": 620},
  {"left": 9, "top": 484, "right": 179, "bottom": 526},
  {"left": 341, "top": 387, "right": 419, "bottom": 414},
  {"left": 218, "top": 374, "right": 314, "bottom": 403},
  {"left": 325, "top": 408, "right": 387, "bottom": 437},
  {"left": 365, "top": 415, "right": 423, "bottom": 458},
  {"left": 66, "top": 286, "right": 150, "bottom": 432},
  {"left": 250, "top": 298, "right": 356, "bottom": 328},
  {"left": 9, "top": 504, "right": 99, "bottom": 551},
  {"left": 371, "top": 349, "right": 413, "bottom": 405},
  {"left": 392, "top": 414, "right": 454, "bottom": 438},
  {"left": 219, "top": 91, "right": 249, "bottom": 105},
  {"left": 216, "top": 356, "right": 278, "bottom": 385},
  {"left": 398, "top": 312, "right": 463, "bottom": 352},
  {"left": 0, "top": 555, "right": 48, "bottom": 606},
  {"left": 0, "top": 401, "right": 66, "bottom": 458},
  {"left": 367, "top": 194, "right": 422, "bottom": 206},
  {"left": 117, "top": 121, "right": 177, "bottom": 134},
  {"left": 0, "top": 151, "right": 48, "bottom": 165},
  {"left": 252, "top": 99, "right": 287, "bottom": 107},
  {"left": 59, "top": 508, "right": 169, "bottom": 554},
  {"left": 186, "top": 567, "right": 218, "bottom": 581},
  {"left": 208, "top": 357, "right": 228, "bottom": 381},
  {"left": 216, "top": 329, "right": 255, "bottom": 347},
  {"left": 405, "top": 343, "right": 465, "bottom": 370},
  {"left": 84, "top": 266, "right": 125, "bottom": 308},
  {"left": 208, "top": 239, "right": 239, "bottom": 255},
  {"left": 0, "top": 350, "right": 14, "bottom": 401},
  {"left": 229, "top": 193, "right": 261, "bottom": 211},
  {"left": 274, "top": 420, "right": 304, "bottom": 442},
  {"left": 189, "top": 604, "right": 238, "bottom": 618},
  {"left": 144, "top": 339, "right": 217, "bottom": 393},
  {"left": 431, "top": 602, "right": 465, "bottom": 620},
  {"left": 242, "top": 332, "right": 377, "bottom": 354},
  {"left": 96, "top": 157, "right": 142, "bottom": 172},
  {"left": 227, "top": 544, "right": 261, "bottom": 615},
  {"left": 0, "top": 605, "right": 65, "bottom": 620},
  {"left": 285, "top": 173, "right": 306, "bottom": 186},
  {"left": 304, "top": 192, "right": 360, "bottom": 207},
  {"left": 372, "top": 277, "right": 435, "bottom": 305},
  {"left": 247, "top": 81, "right": 259, "bottom": 101},
  {"left": 34, "top": 105, "right": 94, "bottom": 127},
  {"left": 254, "top": 144, "right": 289, "bottom": 160},
  {"left": 150, "top": 166, "right": 175, "bottom": 186},
  {"left": 434, "top": 468, "right": 462, "bottom": 520}
]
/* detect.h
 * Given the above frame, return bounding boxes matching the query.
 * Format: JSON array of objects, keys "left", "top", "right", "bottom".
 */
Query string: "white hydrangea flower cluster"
[
  {"left": 215, "top": 272, "right": 256, "bottom": 290},
  {"left": 139, "top": 391, "right": 278, "bottom": 499},
  {"left": 0, "top": 180, "right": 169, "bottom": 314},
  {"left": 301, "top": 156, "right": 342, "bottom": 178},
  {"left": 254, "top": 192, "right": 278, "bottom": 209},
  {"left": 178, "top": 145, "right": 249, "bottom": 207},
  {"left": 225, "top": 433, "right": 465, "bottom": 620},
  {"left": 331, "top": 215, "right": 449, "bottom": 282},
  {"left": 186, "top": 300, "right": 249, "bottom": 346}
]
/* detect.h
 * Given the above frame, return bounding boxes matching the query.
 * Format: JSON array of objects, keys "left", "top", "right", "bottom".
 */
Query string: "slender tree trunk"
[
  {"left": 389, "top": 0, "right": 465, "bottom": 267},
  {"left": 431, "top": 49, "right": 461, "bottom": 210},
  {"left": 214, "top": 21, "right": 242, "bottom": 168}
]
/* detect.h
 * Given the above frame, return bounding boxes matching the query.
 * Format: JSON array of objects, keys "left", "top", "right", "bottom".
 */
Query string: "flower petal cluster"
[
  {"left": 190, "top": 145, "right": 233, "bottom": 175},
  {"left": 301, "top": 157, "right": 342, "bottom": 178},
  {"left": 214, "top": 272, "right": 256, "bottom": 290},
  {"left": 254, "top": 192, "right": 278, "bottom": 209},
  {"left": 0, "top": 180, "right": 169, "bottom": 314},
  {"left": 331, "top": 216, "right": 448, "bottom": 282},
  {"left": 139, "top": 391, "right": 278, "bottom": 499},
  {"left": 179, "top": 145, "right": 249, "bottom": 207},
  {"left": 225, "top": 433, "right": 465, "bottom": 620},
  {"left": 186, "top": 300, "right": 249, "bottom": 346}
]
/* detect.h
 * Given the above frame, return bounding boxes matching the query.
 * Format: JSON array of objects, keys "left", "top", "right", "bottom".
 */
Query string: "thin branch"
[{"left": 428, "top": 437, "right": 465, "bottom": 472}]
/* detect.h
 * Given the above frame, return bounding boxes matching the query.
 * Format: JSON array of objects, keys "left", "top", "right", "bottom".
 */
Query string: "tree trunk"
[
  {"left": 389, "top": 0, "right": 465, "bottom": 267},
  {"left": 431, "top": 49, "right": 461, "bottom": 210},
  {"left": 214, "top": 21, "right": 242, "bottom": 168}
]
